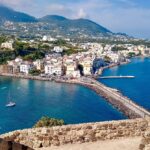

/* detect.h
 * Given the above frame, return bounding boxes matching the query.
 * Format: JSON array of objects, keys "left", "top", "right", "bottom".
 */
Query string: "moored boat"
[{"left": 6, "top": 101, "right": 16, "bottom": 107}]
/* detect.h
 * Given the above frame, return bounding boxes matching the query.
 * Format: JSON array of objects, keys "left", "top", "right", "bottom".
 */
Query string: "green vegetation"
[
  {"left": 29, "top": 69, "right": 41, "bottom": 76},
  {"left": 0, "top": 37, "right": 78, "bottom": 64},
  {"left": 13, "top": 41, "right": 37, "bottom": 56},
  {"left": 128, "top": 52, "right": 136, "bottom": 58},
  {"left": 0, "top": 51, "right": 15, "bottom": 64},
  {"left": 104, "top": 56, "right": 111, "bottom": 63},
  {"left": 38, "top": 44, "right": 51, "bottom": 51},
  {"left": 53, "top": 39, "right": 67, "bottom": 46},
  {"left": 63, "top": 48, "right": 78, "bottom": 55},
  {"left": 23, "top": 51, "right": 45, "bottom": 61},
  {"left": 33, "top": 116, "right": 65, "bottom": 128},
  {"left": 0, "top": 36, "right": 7, "bottom": 44},
  {"left": 112, "top": 46, "right": 127, "bottom": 51}
]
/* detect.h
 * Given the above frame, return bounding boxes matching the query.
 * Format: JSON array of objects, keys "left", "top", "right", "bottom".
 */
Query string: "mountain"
[
  {"left": 39, "top": 15, "right": 111, "bottom": 36},
  {"left": 0, "top": 6, "right": 130, "bottom": 39},
  {"left": 0, "top": 5, "right": 37, "bottom": 23},
  {"left": 39, "top": 15, "right": 67, "bottom": 22}
]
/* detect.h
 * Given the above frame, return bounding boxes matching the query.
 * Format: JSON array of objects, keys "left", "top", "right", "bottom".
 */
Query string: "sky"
[{"left": 0, "top": 0, "right": 150, "bottom": 39}]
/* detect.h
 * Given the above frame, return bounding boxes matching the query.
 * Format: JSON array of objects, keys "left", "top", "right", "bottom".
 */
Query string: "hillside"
[
  {"left": 39, "top": 15, "right": 111, "bottom": 36},
  {"left": 0, "top": 5, "right": 37, "bottom": 23},
  {"left": 0, "top": 5, "right": 129, "bottom": 39}
]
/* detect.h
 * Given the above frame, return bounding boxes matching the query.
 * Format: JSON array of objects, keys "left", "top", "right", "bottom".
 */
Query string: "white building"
[
  {"left": 15, "top": 57, "right": 23, "bottom": 64},
  {"left": 80, "top": 58, "right": 93, "bottom": 75},
  {"left": 52, "top": 46, "right": 63, "bottom": 53},
  {"left": 45, "top": 64, "right": 62, "bottom": 76},
  {"left": 42, "top": 36, "right": 56, "bottom": 42},
  {"left": 33, "top": 60, "right": 44, "bottom": 70},
  {"left": 1, "top": 41, "right": 14, "bottom": 50},
  {"left": 20, "top": 62, "right": 33, "bottom": 74}
]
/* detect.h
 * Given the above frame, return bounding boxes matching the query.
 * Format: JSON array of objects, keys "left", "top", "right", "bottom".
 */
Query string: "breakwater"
[
  {"left": 57, "top": 77, "right": 150, "bottom": 119},
  {"left": 0, "top": 73, "right": 150, "bottom": 119}
]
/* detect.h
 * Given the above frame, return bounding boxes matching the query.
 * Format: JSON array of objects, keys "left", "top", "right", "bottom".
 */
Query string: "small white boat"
[
  {"left": 6, "top": 91, "right": 16, "bottom": 107},
  {"left": 6, "top": 101, "right": 16, "bottom": 107}
]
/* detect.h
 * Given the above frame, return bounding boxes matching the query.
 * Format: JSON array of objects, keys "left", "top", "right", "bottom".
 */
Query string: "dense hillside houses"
[
  {"left": 0, "top": 36, "right": 150, "bottom": 78},
  {"left": 45, "top": 54, "right": 62, "bottom": 76}
]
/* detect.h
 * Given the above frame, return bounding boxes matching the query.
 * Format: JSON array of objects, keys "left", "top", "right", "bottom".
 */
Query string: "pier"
[
  {"left": 58, "top": 77, "right": 150, "bottom": 119},
  {"left": 99, "top": 75, "right": 135, "bottom": 79}
]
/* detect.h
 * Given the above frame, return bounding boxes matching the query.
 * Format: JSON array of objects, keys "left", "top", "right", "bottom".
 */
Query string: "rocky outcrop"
[{"left": 0, "top": 118, "right": 149, "bottom": 149}]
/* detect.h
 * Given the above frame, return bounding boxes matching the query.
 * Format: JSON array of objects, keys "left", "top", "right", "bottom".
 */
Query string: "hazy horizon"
[{"left": 0, "top": 0, "right": 150, "bottom": 39}]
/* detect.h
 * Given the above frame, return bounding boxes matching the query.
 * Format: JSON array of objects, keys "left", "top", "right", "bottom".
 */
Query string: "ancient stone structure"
[
  {"left": 139, "top": 120, "right": 150, "bottom": 150},
  {"left": 1, "top": 118, "right": 149, "bottom": 149},
  {"left": 0, "top": 138, "right": 33, "bottom": 150}
]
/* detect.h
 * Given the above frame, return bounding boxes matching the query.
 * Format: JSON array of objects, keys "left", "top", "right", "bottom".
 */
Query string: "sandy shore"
[{"left": 38, "top": 137, "right": 142, "bottom": 150}]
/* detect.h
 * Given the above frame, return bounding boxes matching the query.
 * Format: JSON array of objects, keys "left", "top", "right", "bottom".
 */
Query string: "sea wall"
[{"left": 1, "top": 118, "right": 149, "bottom": 149}]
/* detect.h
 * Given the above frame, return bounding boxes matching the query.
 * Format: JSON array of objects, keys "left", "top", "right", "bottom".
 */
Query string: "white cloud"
[{"left": 75, "top": 8, "right": 87, "bottom": 19}]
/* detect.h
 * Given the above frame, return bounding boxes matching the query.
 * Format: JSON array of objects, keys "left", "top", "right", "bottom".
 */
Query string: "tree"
[
  {"left": 128, "top": 52, "right": 135, "bottom": 58},
  {"left": 33, "top": 116, "right": 65, "bottom": 128},
  {"left": 112, "top": 46, "right": 126, "bottom": 51},
  {"left": 23, "top": 51, "right": 45, "bottom": 61},
  {"left": 53, "top": 39, "right": 67, "bottom": 46},
  {"left": 104, "top": 56, "right": 112, "bottom": 63},
  {"left": 0, "top": 51, "right": 16, "bottom": 64},
  {"left": 0, "top": 36, "right": 7, "bottom": 44},
  {"left": 29, "top": 69, "right": 41, "bottom": 76}
]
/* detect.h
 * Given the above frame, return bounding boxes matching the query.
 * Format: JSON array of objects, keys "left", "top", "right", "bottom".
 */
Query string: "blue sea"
[
  {"left": 100, "top": 57, "right": 150, "bottom": 111},
  {"left": 0, "top": 76, "right": 125, "bottom": 134}
]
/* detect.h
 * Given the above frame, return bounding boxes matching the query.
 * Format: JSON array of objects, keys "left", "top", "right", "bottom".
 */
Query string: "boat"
[
  {"left": 6, "top": 101, "right": 16, "bottom": 107},
  {"left": 5, "top": 91, "right": 16, "bottom": 107}
]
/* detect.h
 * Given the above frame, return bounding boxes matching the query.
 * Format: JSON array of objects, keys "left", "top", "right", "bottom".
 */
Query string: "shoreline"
[
  {"left": 93, "top": 60, "right": 131, "bottom": 78},
  {"left": 0, "top": 72, "right": 150, "bottom": 120},
  {"left": 0, "top": 58, "right": 150, "bottom": 120}
]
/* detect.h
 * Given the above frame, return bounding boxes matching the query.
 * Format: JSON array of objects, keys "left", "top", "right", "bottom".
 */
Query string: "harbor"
[
  {"left": 0, "top": 58, "right": 150, "bottom": 134},
  {"left": 0, "top": 72, "right": 150, "bottom": 119}
]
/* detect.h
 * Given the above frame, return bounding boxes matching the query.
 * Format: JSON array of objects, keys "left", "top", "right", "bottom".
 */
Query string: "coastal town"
[
  {"left": 0, "top": 35, "right": 150, "bottom": 79},
  {"left": 0, "top": 2, "right": 150, "bottom": 150}
]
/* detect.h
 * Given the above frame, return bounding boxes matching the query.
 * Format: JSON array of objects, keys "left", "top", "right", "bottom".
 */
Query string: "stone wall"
[
  {"left": 1, "top": 118, "right": 150, "bottom": 149},
  {"left": 139, "top": 121, "right": 150, "bottom": 150},
  {"left": 0, "top": 138, "right": 33, "bottom": 150}
]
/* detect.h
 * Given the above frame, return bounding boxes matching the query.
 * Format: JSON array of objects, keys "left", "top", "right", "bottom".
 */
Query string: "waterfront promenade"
[{"left": 0, "top": 73, "right": 150, "bottom": 119}]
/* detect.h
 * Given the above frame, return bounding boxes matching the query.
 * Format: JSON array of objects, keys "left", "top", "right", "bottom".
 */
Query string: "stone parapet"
[{"left": 0, "top": 118, "right": 149, "bottom": 149}]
